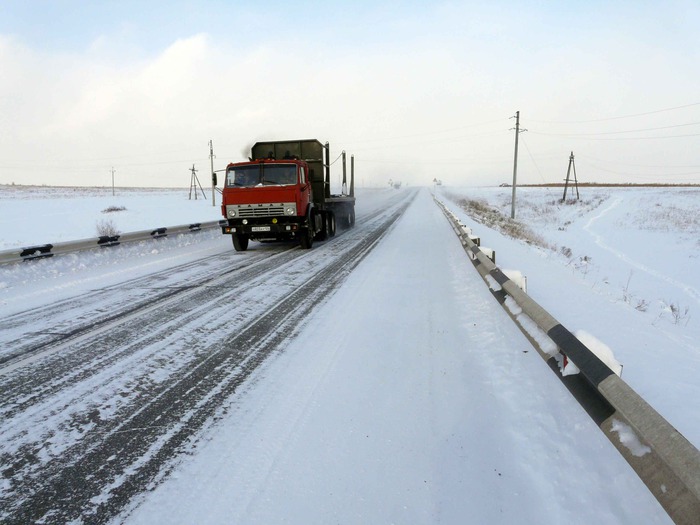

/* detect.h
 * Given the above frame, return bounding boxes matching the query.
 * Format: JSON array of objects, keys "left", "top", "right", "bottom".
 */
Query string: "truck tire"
[
  {"left": 232, "top": 233, "right": 249, "bottom": 251},
  {"left": 341, "top": 208, "right": 355, "bottom": 229},
  {"left": 328, "top": 211, "right": 336, "bottom": 237},
  {"left": 316, "top": 211, "right": 328, "bottom": 241},
  {"left": 300, "top": 228, "right": 314, "bottom": 249}
]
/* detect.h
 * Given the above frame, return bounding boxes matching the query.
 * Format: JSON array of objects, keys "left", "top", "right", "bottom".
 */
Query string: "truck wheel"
[
  {"left": 232, "top": 233, "right": 249, "bottom": 251},
  {"left": 328, "top": 211, "right": 336, "bottom": 237},
  {"left": 342, "top": 209, "right": 355, "bottom": 229},
  {"left": 300, "top": 228, "right": 314, "bottom": 249},
  {"left": 316, "top": 211, "right": 328, "bottom": 241}
]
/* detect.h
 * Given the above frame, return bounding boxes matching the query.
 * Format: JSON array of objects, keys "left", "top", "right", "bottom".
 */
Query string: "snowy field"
[
  {"left": 0, "top": 185, "right": 220, "bottom": 249},
  {"left": 1, "top": 183, "right": 698, "bottom": 524},
  {"left": 438, "top": 185, "right": 700, "bottom": 450}
]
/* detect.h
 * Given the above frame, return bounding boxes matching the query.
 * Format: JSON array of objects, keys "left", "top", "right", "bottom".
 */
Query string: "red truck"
[{"left": 220, "top": 139, "right": 355, "bottom": 251}]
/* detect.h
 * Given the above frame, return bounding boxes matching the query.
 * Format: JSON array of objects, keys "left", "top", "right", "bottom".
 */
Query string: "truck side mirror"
[{"left": 212, "top": 173, "right": 218, "bottom": 186}]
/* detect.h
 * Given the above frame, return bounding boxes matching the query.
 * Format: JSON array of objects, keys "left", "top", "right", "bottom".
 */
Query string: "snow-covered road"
[
  {"left": 1, "top": 189, "right": 416, "bottom": 523},
  {"left": 120, "top": 189, "right": 670, "bottom": 524},
  {"left": 0, "top": 187, "right": 676, "bottom": 524}
]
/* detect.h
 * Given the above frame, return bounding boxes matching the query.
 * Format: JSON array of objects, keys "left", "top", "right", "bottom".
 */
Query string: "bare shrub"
[
  {"left": 560, "top": 246, "right": 572, "bottom": 258},
  {"left": 636, "top": 300, "right": 649, "bottom": 312},
  {"left": 453, "top": 196, "right": 551, "bottom": 249},
  {"left": 669, "top": 302, "right": 690, "bottom": 325},
  {"left": 96, "top": 219, "right": 120, "bottom": 237},
  {"left": 617, "top": 272, "right": 652, "bottom": 312},
  {"left": 657, "top": 300, "right": 691, "bottom": 326},
  {"left": 570, "top": 255, "right": 593, "bottom": 278},
  {"left": 102, "top": 205, "right": 126, "bottom": 213},
  {"left": 622, "top": 271, "right": 634, "bottom": 304}
]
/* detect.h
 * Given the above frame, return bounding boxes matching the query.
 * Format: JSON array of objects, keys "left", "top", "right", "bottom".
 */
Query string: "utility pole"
[
  {"left": 510, "top": 111, "right": 526, "bottom": 219},
  {"left": 189, "top": 164, "right": 206, "bottom": 200},
  {"left": 111, "top": 167, "right": 116, "bottom": 196},
  {"left": 209, "top": 140, "right": 216, "bottom": 206},
  {"left": 562, "top": 151, "right": 580, "bottom": 201}
]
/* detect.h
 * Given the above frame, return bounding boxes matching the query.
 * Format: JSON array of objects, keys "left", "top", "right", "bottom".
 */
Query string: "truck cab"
[
  {"left": 221, "top": 158, "right": 314, "bottom": 250},
  {"left": 220, "top": 139, "right": 354, "bottom": 251}
]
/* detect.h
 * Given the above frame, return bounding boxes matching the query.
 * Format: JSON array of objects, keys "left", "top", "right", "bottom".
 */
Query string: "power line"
[
  {"left": 528, "top": 101, "right": 700, "bottom": 124},
  {"left": 529, "top": 131, "right": 700, "bottom": 141},
  {"left": 347, "top": 130, "right": 507, "bottom": 154},
  {"left": 578, "top": 159, "right": 700, "bottom": 179},
  {"left": 577, "top": 154, "right": 700, "bottom": 170},
  {"left": 530, "top": 121, "right": 700, "bottom": 137},
  {"left": 0, "top": 157, "right": 207, "bottom": 171},
  {"left": 342, "top": 118, "right": 508, "bottom": 146},
  {"left": 520, "top": 135, "right": 549, "bottom": 185}
]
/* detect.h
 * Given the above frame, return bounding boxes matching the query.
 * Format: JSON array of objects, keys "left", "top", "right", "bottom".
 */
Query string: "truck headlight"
[
  {"left": 285, "top": 207, "right": 295, "bottom": 215},
  {"left": 228, "top": 209, "right": 236, "bottom": 217}
]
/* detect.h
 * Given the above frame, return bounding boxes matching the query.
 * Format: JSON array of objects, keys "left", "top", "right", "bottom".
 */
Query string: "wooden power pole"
[
  {"left": 562, "top": 151, "right": 580, "bottom": 201},
  {"left": 209, "top": 140, "right": 216, "bottom": 206},
  {"left": 189, "top": 164, "right": 206, "bottom": 200},
  {"left": 510, "top": 111, "right": 526, "bottom": 219}
]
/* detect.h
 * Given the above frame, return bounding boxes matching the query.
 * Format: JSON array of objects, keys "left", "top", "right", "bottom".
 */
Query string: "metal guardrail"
[
  {"left": 435, "top": 197, "right": 700, "bottom": 525},
  {"left": 0, "top": 220, "right": 224, "bottom": 265}
]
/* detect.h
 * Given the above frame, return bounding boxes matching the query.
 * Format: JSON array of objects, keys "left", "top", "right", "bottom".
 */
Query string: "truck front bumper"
[{"left": 221, "top": 217, "right": 304, "bottom": 237}]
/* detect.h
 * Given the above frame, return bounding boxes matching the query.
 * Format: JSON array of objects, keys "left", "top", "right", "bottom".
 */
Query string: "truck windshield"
[{"left": 226, "top": 164, "right": 297, "bottom": 187}]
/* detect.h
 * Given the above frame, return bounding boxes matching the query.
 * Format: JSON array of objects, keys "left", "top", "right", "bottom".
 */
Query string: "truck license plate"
[{"left": 251, "top": 226, "right": 271, "bottom": 232}]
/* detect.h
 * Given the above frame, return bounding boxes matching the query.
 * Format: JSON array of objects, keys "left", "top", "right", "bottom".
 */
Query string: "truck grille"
[
  {"left": 238, "top": 205, "right": 284, "bottom": 218},
  {"left": 226, "top": 202, "right": 295, "bottom": 219}
]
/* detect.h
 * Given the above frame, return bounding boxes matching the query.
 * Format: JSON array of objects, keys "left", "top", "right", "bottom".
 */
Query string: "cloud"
[
  {"left": 2, "top": 2, "right": 700, "bottom": 188},
  {"left": 1, "top": 34, "right": 220, "bottom": 186}
]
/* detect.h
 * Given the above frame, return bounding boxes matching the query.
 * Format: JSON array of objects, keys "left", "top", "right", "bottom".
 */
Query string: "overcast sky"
[{"left": 1, "top": 1, "right": 699, "bottom": 188}]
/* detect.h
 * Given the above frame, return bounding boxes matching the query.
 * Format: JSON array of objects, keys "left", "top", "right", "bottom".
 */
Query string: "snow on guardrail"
[
  {"left": 434, "top": 195, "right": 700, "bottom": 525},
  {"left": 0, "top": 220, "right": 224, "bottom": 265}
]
